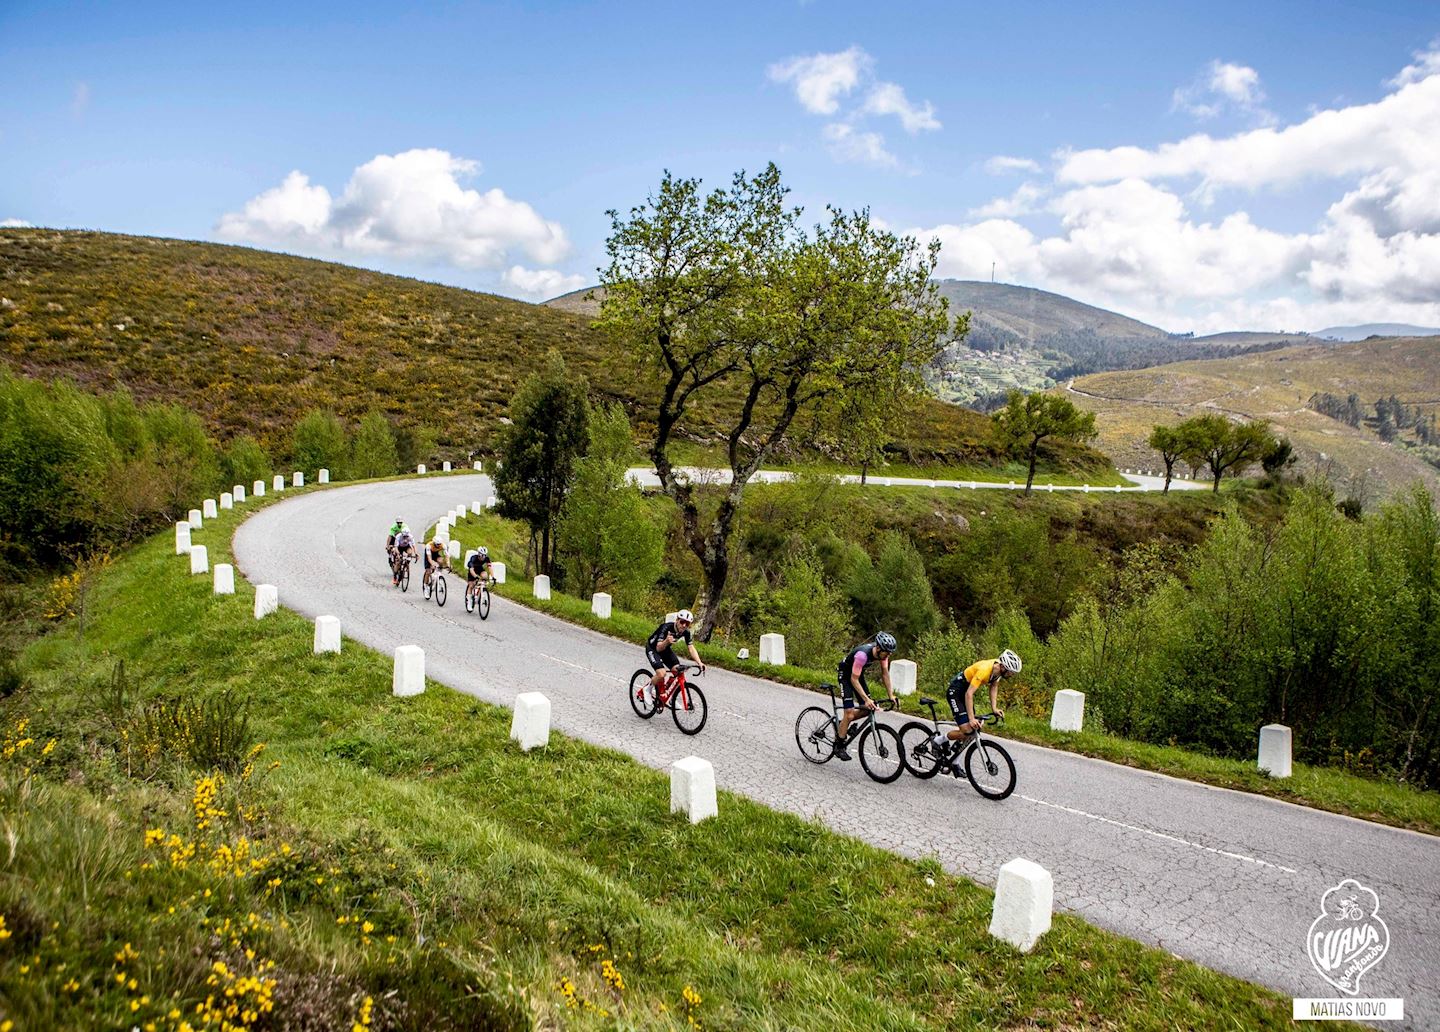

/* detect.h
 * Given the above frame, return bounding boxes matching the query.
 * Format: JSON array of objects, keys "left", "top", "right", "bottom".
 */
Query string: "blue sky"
[{"left": 4, "top": 1, "right": 1439, "bottom": 332}]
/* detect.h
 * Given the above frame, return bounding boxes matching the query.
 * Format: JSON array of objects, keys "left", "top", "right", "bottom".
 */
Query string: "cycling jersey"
[
  {"left": 466, "top": 553, "right": 491, "bottom": 579},
  {"left": 962, "top": 659, "right": 998, "bottom": 689},
  {"left": 947, "top": 660, "right": 1000, "bottom": 724},
  {"left": 836, "top": 643, "right": 888, "bottom": 708},
  {"left": 394, "top": 531, "right": 414, "bottom": 550},
  {"left": 646, "top": 621, "right": 691, "bottom": 671},
  {"left": 648, "top": 621, "right": 691, "bottom": 652}
]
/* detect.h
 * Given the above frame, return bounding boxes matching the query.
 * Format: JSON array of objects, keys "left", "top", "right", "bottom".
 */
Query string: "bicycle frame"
[
  {"left": 657, "top": 665, "right": 698, "bottom": 710},
  {"left": 827, "top": 684, "right": 894, "bottom": 739}
]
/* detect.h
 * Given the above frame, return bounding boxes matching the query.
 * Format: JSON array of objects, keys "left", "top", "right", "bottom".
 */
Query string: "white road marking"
[{"left": 1020, "top": 795, "right": 1299, "bottom": 874}]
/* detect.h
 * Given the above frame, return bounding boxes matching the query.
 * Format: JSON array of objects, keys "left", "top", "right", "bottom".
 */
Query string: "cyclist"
[
  {"left": 465, "top": 546, "right": 493, "bottom": 604},
  {"left": 931, "top": 649, "right": 1019, "bottom": 761},
  {"left": 386, "top": 516, "right": 404, "bottom": 557},
  {"left": 647, "top": 610, "right": 706, "bottom": 692},
  {"left": 422, "top": 536, "right": 449, "bottom": 593},
  {"left": 835, "top": 632, "right": 898, "bottom": 761},
  {"left": 391, "top": 524, "right": 417, "bottom": 583}
]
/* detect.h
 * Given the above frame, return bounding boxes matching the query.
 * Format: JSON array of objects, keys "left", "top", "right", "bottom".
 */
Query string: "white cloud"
[
  {"left": 216, "top": 148, "right": 571, "bottom": 269},
  {"left": 501, "top": 265, "right": 587, "bottom": 300},
  {"left": 0, "top": 218, "right": 33, "bottom": 228},
  {"left": 969, "top": 182, "right": 1046, "bottom": 219},
  {"left": 822, "top": 122, "right": 898, "bottom": 168},
  {"left": 1172, "top": 60, "right": 1271, "bottom": 123},
  {"left": 860, "top": 82, "right": 940, "bottom": 133},
  {"left": 768, "top": 46, "right": 870, "bottom": 115},
  {"left": 1388, "top": 39, "right": 1440, "bottom": 88},
  {"left": 985, "top": 155, "right": 1042, "bottom": 175}
]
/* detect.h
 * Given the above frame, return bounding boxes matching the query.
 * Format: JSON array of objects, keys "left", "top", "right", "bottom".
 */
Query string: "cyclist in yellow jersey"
[{"left": 930, "top": 649, "right": 1020, "bottom": 758}]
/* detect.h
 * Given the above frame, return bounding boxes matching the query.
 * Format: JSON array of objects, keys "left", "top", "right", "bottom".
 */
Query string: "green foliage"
[
  {"left": 845, "top": 532, "right": 941, "bottom": 648},
  {"left": 124, "top": 691, "right": 254, "bottom": 775},
  {"left": 992, "top": 389, "right": 1097, "bottom": 492},
  {"left": 291, "top": 408, "right": 349, "bottom": 480},
  {"left": 1170, "top": 413, "right": 1275, "bottom": 492},
  {"left": 556, "top": 405, "right": 663, "bottom": 607},
  {"left": 221, "top": 435, "right": 271, "bottom": 486},
  {"left": 494, "top": 351, "right": 590, "bottom": 573},
  {"left": 913, "top": 625, "right": 980, "bottom": 697},
  {"left": 745, "top": 550, "right": 853, "bottom": 669},
  {"left": 350, "top": 410, "right": 399, "bottom": 479}
]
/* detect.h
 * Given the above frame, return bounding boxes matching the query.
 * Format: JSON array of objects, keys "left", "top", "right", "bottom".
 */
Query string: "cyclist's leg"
[
  {"left": 834, "top": 676, "right": 861, "bottom": 758},
  {"left": 646, "top": 647, "right": 667, "bottom": 689}
]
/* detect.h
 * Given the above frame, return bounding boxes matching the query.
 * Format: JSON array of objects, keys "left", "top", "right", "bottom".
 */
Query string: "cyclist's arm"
[
  {"left": 963, "top": 683, "right": 982, "bottom": 729},
  {"left": 879, "top": 661, "right": 896, "bottom": 702},
  {"left": 989, "top": 675, "right": 1004, "bottom": 719},
  {"left": 686, "top": 640, "right": 704, "bottom": 670},
  {"left": 849, "top": 666, "right": 874, "bottom": 708}
]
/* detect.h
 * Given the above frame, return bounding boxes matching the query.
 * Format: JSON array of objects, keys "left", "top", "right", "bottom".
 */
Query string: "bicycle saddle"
[{"left": 919, "top": 696, "right": 938, "bottom": 707}]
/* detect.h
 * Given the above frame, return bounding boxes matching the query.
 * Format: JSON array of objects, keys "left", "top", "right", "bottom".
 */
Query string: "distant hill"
[
  {"left": 1316, "top": 323, "right": 1440, "bottom": 341},
  {"left": 1062, "top": 336, "right": 1440, "bottom": 501},
  {"left": 0, "top": 229, "right": 1113, "bottom": 474}
]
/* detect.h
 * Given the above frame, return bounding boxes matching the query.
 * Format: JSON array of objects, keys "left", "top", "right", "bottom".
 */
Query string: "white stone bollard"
[
  {"left": 202, "top": 498, "right": 217, "bottom": 519},
  {"left": 665, "top": 611, "right": 678, "bottom": 623},
  {"left": 314, "top": 615, "right": 341, "bottom": 654},
  {"left": 510, "top": 692, "right": 551, "bottom": 752},
  {"left": 471, "top": 501, "right": 482, "bottom": 515},
  {"left": 591, "top": 592, "right": 612, "bottom": 619},
  {"left": 1050, "top": 690, "right": 1086, "bottom": 732},
  {"left": 318, "top": 468, "right": 329, "bottom": 484},
  {"left": 1258, "top": 724, "right": 1292, "bottom": 778},
  {"left": 253, "top": 584, "right": 278, "bottom": 619},
  {"left": 175, "top": 521, "right": 191, "bottom": 555},
  {"left": 989, "top": 858, "right": 1053, "bottom": 952},
  {"left": 670, "top": 756, "right": 718, "bottom": 823},
  {"left": 447, "top": 540, "right": 460, "bottom": 559},
  {"left": 533, "top": 574, "right": 551, "bottom": 599},
  {"left": 188, "top": 507, "right": 203, "bottom": 529},
  {"left": 292, "top": 471, "right": 303, "bottom": 487},
  {"left": 737, "top": 648, "right": 750, "bottom": 660},
  {"left": 759, "top": 633, "right": 787, "bottom": 666},
  {"left": 464, "top": 550, "right": 475, "bottom": 567},
  {"left": 189, "top": 545, "right": 209, "bottom": 575},
  {"left": 890, "top": 658, "right": 918, "bottom": 696},
  {"left": 220, "top": 492, "right": 233, "bottom": 510},
  {"left": 486, "top": 496, "right": 497, "bottom": 508},
  {"left": 233, "top": 484, "right": 246, "bottom": 503},
  {"left": 442, "top": 461, "right": 451, "bottom": 472},
  {"left": 473, "top": 460, "right": 482, "bottom": 470},
  {"left": 212, "top": 563, "right": 235, "bottom": 594},
  {"left": 417, "top": 464, "right": 426, "bottom": 475},
  {"left": 273, "top": 474, "right": 285, "bottom": 492},
  {"left": 253, "top": 480, "right": 265, "bottom": 497},
  {"left": 392, "top": 645, "right": 425, "bottom": 697},
  {"left": 491, "top": 561, "right": 507, "bottom": 584}
]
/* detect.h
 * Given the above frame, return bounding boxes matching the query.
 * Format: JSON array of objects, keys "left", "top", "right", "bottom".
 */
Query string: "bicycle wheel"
[
  {"left": 898, "top": 721, "right": 945, "bottom": 780},
  {"left": 671, "top": 684, "right": 708, "bottom": 736},
  {"left": 435, "top": 575, "right": 447, "bottom": 607},
  {"left": 478, "top": 586, "right": 491, "bottom": 620},
  {"left": 794, "top": 707, "right": 837, "bottom": 765},
  {"left": 858, "top": 722, "right": 905, "bottom": 784},
  {"left": 629, "top": 670, "right": 658, "bottom": 719},
  {"left": 964, "top": 738, "right": 1017, "bottom": 800},
  {"left": 400, "top": 562, "right": 411, "bottom": 592}
]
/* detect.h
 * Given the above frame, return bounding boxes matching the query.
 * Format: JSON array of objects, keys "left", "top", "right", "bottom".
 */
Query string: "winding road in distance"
[{"left": 234, "top": 474, "right": 1437, "bottom": 1028}]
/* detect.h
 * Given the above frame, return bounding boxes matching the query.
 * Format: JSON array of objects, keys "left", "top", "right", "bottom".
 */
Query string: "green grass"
[
  {"left": 451, "top": 507, "right": 1440, "bottom": 837},
  {"left": 0, "top": 489, "right": 1333, "bottom": 1029}
]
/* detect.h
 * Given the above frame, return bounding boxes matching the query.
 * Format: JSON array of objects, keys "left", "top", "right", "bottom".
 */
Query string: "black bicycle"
[
  {"left": 897, "top": 698, "right": 1016, "bottom": 800},
  {"left": 465, "top": 575, "right": 493, "bottom": 618},
  {"left": 392, "top": 552, "right": 414, "bottom": 592},
  {"left": 793, "top": 688, "right": 904, "bottom": 783}
]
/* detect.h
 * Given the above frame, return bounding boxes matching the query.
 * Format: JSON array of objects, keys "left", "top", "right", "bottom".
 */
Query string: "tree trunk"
[
  {"left": 1211, "top": 466, "right": 1223, "bottom": 493},
  {"left": 1024, "top": 440, "right": 1039, "bottom": 495},
  {"left": 540, "top": 520, "right": 551, "bottom": 574},
  {"left": 1163, "top": 456, "right": 1174, "bottom": 494},
  {"left": 860, "top": 458, "right": 869, "bottom": 486}
]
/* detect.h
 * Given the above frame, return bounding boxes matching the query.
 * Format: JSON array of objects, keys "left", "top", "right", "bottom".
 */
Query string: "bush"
[
  {"left": 222, "top": 435, "right": 271, "bottom": 486},
  {"left": 124, "top": 692, "right": 254, "bottom": 776},
  {"left": 350, "top": 410, "right": 399, "bottom": 479},
  {"left": 746, "top": 550, "right": 852, "bottom": 669},
  {"left": 845, "top": 532, "right": 941, "bottom": 648},
  {"left": 292, "top": 408, "right": 349, "bottom": 480}
]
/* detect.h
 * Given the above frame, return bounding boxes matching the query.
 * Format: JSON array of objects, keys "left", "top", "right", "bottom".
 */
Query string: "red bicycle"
[{"left": 628, "top": 663, "right": 707, "bottom": 735}]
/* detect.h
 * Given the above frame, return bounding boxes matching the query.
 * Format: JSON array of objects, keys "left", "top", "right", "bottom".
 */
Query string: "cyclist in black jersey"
[
  {"left": 834, "top": 632, "right": 898, "bottom": 760},
  {"left": 646, "top": 609, "right": 706, "bottom": 692}
]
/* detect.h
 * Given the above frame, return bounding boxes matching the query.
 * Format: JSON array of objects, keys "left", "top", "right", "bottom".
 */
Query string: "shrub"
[
  {"left": 845, "top": 532, "right": 941, "bottom": 648},
  {"left": 124, "top": 692, "right": 254, "bottom": 775}
]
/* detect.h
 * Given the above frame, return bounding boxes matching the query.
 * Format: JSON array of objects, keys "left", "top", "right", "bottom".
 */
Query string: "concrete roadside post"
[
  {"left": 989, "top": 857, "right": 1053, "bottom": 951},
  {"left": 1258, "top": 724, "right": 1292, "bottom": 777},
  {"left": 254, "top": 584, "right": 278, "bottom": 619},
  {"left": 189, "top": 545, "right": 209, "bottom": 575},
  {"left": 759, "top": 633, "right": 787, "bottom": 666},
  {"left": 890, "top": 658, "right": 918, "bottom": 696},
  {"left": 670, "top": 756, "right": 717, "bottom": 823},
  {"left": 393, "top": 645, "right": 425, "bottom": 697},
  {"left": 314, "top": 615, "right": 341, "bottom": 654},
  {"left": 175, "top": 521, "right": 191, "bottom": 555},
  {"left": 1050, "top": 690, "right": 1085, "bottom": 732},
  {"left": 533, "top": 574, "right": 551, "bottom": 600},
  {"left": 591, "top": 592, "right": 612, "bottom": 619},
  {"left": 212, "top": 563, "right": 235, "bottom": 594},
  {"left": 220, "top": 492, "right": 233, "bottom": 510},
  {"left": 510, "top": 692, "right": 551, "bottom": 751},
  {"left": 203, "top": 498, "right": 217, "bottom": 519}
]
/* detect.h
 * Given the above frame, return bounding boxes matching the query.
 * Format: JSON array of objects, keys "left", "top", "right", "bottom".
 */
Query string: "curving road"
[
  {"left": 625, "top": 466, "right": 1209, "bottom": 491},
  {"left": 234, "top": 475, "right": 1438, "bottom": 1027}
]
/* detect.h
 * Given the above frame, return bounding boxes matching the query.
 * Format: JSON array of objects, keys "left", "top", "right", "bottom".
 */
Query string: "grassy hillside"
[
  {"left": 0, "top": 492, "right": 1319, "bottom": 1030},
  {"left": 0, "top": 229, "right": 1107, "bottom": 476},
  {"left": 1064, "top": 336, "right": 1440, "bottom": 499}
]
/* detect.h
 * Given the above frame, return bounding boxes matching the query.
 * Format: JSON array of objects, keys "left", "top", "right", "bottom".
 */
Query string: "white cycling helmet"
[
  {"left": 675, "top": 609, "right": 694, "bottom": 623},
  {"left": 999, "top": 649, "right": 1022, "bottom": 674},
  {"left": 874, "top": 631, "right": 898, "bottom": 652}
]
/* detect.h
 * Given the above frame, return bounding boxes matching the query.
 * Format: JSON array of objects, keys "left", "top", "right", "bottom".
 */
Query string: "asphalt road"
[
  {"left": 233, "top": 474, "right": 1438, "bottom": 1028},
  {"left": 624, "top": 467, "right": 1208, "bottom": 492}
]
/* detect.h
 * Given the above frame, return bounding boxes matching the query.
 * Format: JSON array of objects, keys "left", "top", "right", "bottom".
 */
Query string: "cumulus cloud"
[
  {"left": 1389, "top": 38, "right": 1440, "bottom": 88},
  {"left": 823, "top": 122, "right": 898, "bottom": 168},
  {"left": 769, "top": 46, "right": 938, "bottom": 167},
  {"left": 914, "top": 45, "right": 1440, "bottom": 332},
  {"left": 0, "top": 218, "right": 33, "bottom": 228},
  {"left": 768, "top": 46, "right": 871, "bottom": 114},
  {"left": 985, "top": 155, "right": 1042, "bottom": 175},
  {"left": 1172, "top": 60, "right": 1271, "bottom": 122},
  {"left": 216, "top": 148, "right": 571, "bottom": 270},
  {"left": 501, "top": 265, "right": 587, "bottom": 300}
]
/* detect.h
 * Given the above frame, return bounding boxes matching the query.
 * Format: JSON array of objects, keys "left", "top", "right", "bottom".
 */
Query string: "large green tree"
[
  {"left": 291, "top": 408, "right": 349, "bottom": 481},
  {"left": 991, "top": 390, "right": 1097, "bottom": 494},
  {"left": 1146, "top": 424, "right": 1187, "bottom": 493},
  {"left": 598, "top": 164, "right": 950, "bottom": 639},
  {"left": 494, "top": 350, "right": 590, "bottom": 575},
  {"left": 350, "top": 410, "right": 399, "bottom": 479},
  {"left": 1176, "top": 414, "right": 1274, "bottom": 493}
]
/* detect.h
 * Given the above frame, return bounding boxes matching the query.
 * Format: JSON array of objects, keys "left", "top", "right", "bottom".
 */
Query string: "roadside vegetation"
[{"left": 0, "top": 495, "right": 1324, "bottom": 1030}]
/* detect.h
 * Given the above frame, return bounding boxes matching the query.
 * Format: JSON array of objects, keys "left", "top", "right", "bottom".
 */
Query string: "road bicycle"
[
  {"left": 897, "top": 698, "right": 1016, "bottom": 800},
  {"left": 391, "top": 552, "right": 414, "bottom": 592},
  {"left": 464, "top": 575, "right": 494, "bottom": 618},
  {"left": 422, "top": 561, "right": 448, "bottom": 607},
  {"left": 793, "top": 687, "right": 904, "bottom": 784},
  {"left": 628, "top": 663, "right": 707, "bottom": 735}
]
